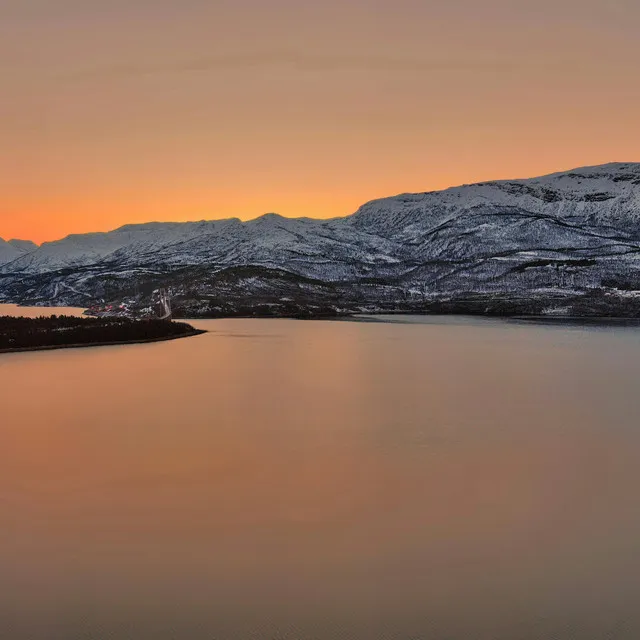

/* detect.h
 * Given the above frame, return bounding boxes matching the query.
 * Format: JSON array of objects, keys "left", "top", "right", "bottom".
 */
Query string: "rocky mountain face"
[{"left": 3, "top": 163, "right": 640, "bottom": 317}]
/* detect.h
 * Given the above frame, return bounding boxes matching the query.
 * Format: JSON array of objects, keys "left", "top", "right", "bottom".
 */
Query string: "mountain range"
[{"left": 2, "top": 162, "right": 640, "bottom": 317}]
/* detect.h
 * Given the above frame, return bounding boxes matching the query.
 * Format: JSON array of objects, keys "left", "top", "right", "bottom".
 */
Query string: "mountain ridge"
[
  {"left": 2, "top": 163, "right": 640, "bottom": 317},
  {"left": 8, "top": 162, "right": 640, "bottom": 250}
]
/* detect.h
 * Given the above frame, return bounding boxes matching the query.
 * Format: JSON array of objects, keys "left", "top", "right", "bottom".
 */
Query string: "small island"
[{"left": 0, "top": 315, "right": 205, "bottom": 353}]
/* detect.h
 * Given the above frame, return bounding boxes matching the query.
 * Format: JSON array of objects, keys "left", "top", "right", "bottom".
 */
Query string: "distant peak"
[
  {"left": 246, "top": 213, "right": 288, "bottom": 225},
  {"left": 258, "top": 212, "right": 284, "bottom": 220},
  {"left": 8, "top": 239, "right": 39, "bottom": 252}
]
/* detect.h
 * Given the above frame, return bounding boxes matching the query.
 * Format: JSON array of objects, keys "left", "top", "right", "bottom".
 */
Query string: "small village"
[{"left": 86, "top": 288, "right": 172, "bottom": 320}]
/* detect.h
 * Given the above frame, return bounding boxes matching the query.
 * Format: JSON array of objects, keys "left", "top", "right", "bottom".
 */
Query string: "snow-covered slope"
[
  {"left": 8, "top": 239, "right": 38, "bottom": 254},
  {"left": 2, "top": 222, "right": 214, "bottom": 273},
  {"left": 2, "top": 163, "right": 640, "bottom": 312},
  {"left": 0, "top": 239, "right": 24, "bottom": 265},
  {"left": 0, "top": 237, "right": 38, "bottom": 265},
  {"left": 1, "top": 214, "right": 406, "bottom": 280},
  {"left": 349, "top": 162, "right": 640, "bottom": 241}
]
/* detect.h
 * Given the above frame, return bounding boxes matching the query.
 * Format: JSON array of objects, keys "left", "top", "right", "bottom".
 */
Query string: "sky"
[{"left": 1, "top": 0, "right": 639, "bottom": 243}]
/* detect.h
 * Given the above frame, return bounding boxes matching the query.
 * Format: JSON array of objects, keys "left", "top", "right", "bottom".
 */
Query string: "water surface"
[
  {"left": 2, "top": 310, "right": 640, "bottom": 639},
  {"left": 0, "top": 303, "right": 87, "bottom": 318}
]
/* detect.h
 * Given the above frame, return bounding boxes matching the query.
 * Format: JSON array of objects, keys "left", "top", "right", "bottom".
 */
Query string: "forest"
[{"left": 0, "top": 315, "right": 203, "bottom": 351}]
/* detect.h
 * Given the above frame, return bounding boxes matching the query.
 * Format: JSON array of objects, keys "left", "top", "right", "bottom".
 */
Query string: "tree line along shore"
[{"left": 0, "top": 315, "right": 205, "bottom": 353}]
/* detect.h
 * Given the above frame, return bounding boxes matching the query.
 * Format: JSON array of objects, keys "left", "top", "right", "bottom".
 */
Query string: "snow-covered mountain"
[
  {"left": 0, "top": 215, "right": 406, "bottom": 280},
  {"left": 0, "top": 237, "right": 39, "bottom": 265},
  {"left": 8, "top": 239, "right": 38, "bottom": 253},
  {"left": 0, "top": 239, "right": 22, "bottom": 265},
  {"left": 2, "top": 163, "right": 640, "bottom": 316}
]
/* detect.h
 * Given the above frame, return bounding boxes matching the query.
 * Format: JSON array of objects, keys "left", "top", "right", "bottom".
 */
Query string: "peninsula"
[{"left": 0, "top": 315, "right": 205, "bottom": 354}]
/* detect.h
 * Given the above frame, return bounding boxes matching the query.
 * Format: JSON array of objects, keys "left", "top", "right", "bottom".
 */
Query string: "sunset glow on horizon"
[{"left": 2, "top": 0, "right": 639, "bottom": 244}]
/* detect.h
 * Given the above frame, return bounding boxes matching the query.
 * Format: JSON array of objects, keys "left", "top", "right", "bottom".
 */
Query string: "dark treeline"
[{"left": 0, "top": 315, "right": 201, "bottom": 351}]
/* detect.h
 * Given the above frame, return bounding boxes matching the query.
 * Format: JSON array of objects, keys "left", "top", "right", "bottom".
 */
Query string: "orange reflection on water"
[{"left": 2, "top": 316, "right": 640, "bottom": 638}]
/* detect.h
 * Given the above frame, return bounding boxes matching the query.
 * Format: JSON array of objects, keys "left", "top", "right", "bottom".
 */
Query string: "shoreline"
[
  {"left": 509, "top": 315, "right": 640, "bottom": 326},
  {"left": 0, "top": 329, "right": 207, "bottom": 355},
  {"left": 5, "top": 301, "right": 640, "bottom": 328},
  {"left": 176, "top": 311, "right": 640, "bottom": 326}
]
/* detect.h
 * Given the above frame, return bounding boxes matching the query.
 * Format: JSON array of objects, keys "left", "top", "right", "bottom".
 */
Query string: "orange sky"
[{"left": 1, "top": 0, "right": 639, "bottom": 244}]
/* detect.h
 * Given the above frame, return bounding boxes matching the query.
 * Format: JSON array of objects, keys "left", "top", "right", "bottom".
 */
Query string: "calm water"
[
  {"left": 0, "top": 303, "right": 87, "bottom": 318},
  {"left": 2, "top": 306, "right": 640, "bottom": 639}
]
